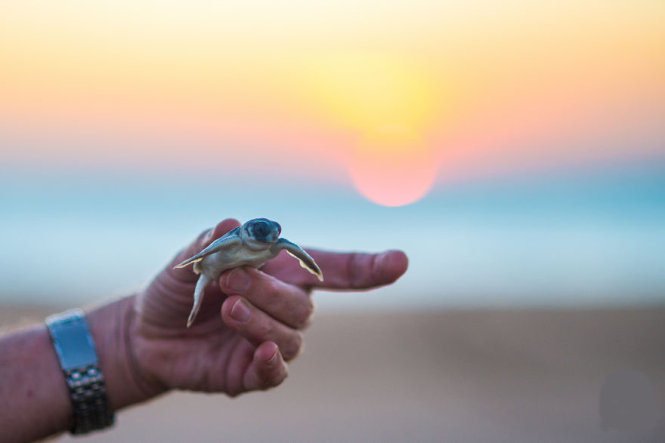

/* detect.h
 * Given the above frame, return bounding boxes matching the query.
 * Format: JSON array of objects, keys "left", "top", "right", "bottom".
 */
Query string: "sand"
[{"left": 2, "top": 306, "right": 664, "bottom": 442}]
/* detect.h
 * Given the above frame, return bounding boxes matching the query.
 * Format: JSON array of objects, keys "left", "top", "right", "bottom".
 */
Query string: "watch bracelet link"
[
  {"left": 45, "top": 309, "right": 115, "bottom": 434},
  {"left": 65, "top": 364, "right": 114, "bottom": 434}
]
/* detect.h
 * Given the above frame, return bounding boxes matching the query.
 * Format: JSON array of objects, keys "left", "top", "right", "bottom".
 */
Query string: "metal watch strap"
[{"left": 46, "top": 309, "right": 115, "bottom": 434}]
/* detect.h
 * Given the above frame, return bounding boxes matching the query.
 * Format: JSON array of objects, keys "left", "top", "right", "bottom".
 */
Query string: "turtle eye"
[{"left": 253, "top": 221, "right": 270, "bottom": 237}]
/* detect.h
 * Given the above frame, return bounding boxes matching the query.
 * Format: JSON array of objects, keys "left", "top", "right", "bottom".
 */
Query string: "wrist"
[{"left": 86, "top": 295, "right": 168, "bottom": 410}]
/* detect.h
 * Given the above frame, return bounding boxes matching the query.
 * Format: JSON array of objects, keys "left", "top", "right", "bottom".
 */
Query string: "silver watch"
[{"left": 46, "top": 309, "right": 115, "bottom": 434}]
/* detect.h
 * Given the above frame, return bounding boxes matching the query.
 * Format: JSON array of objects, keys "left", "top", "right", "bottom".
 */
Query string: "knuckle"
[
  {"left": 294, "top": 298, "right": 315, "bottom": 329},
  {"left": 260, "top": 375, "right": 277, "bottom": 390},
  {"left": 254, "top": 320, "right": 273, "bottom": 340},
  {"left": 265, "top": 277, "right": 281, "bottom": 298},
  {"left": 247, "top": 271, "right": 278, "bottom": 300},
  {"left": 347, "top": 253, "right": 366, "bottom": 287},
  {"left": 260, "top": 369, "right": 287, "bottom": 391},
  {"left": 274, "top": 368, "right": 288, "bottom": 387},
  {"left": 304, "top": 296, "right": 315, "bottom": 318},
  {"left": 283, "top": 331, "right": 303, "bottom": 360},
  {"left": 301, "top": 313, "right": 314, "bottom": 329}
]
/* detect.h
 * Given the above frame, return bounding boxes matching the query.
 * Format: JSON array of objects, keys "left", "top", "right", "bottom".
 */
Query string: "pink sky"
[{"left": 1, "top": 0, "right": 664, "bottom": 204}]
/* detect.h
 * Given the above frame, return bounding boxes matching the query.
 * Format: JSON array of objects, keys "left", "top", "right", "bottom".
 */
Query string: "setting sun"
[
  {"left": 303, "top": 53, "right": 443, "bottom": 206},
  {"left": 349, "top": 126, "right": 437, "bottom": 206}
]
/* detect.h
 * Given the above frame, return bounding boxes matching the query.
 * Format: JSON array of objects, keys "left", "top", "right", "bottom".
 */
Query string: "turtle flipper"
[
  {"left": 174, "top": 228, "right": 241, "bottom": 269},
  {"left": 187, "top": 273, "right": 211, "bottom": 328},
  {"left": 271, "top": 238, "right": 323, "bottom": 281}
]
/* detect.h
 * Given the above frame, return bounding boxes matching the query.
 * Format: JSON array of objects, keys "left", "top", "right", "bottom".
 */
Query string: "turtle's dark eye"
[{"left": 253, "top": 221, "right": 270, "bottom": 237}]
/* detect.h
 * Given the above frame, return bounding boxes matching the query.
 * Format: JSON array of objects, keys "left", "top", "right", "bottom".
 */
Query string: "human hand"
[{"left": 126, "top": 218, "right": 408, "bottom": 398}]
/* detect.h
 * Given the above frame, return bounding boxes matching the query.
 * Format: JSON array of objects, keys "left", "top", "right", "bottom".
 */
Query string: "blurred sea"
[{"left": 1, "top": 162, "right": 664, "bottom": 310}]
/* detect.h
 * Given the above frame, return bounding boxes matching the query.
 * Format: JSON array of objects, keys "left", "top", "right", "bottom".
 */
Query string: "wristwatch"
[{"left": 45, "top": 309, "right": 115, "bottom": 434}]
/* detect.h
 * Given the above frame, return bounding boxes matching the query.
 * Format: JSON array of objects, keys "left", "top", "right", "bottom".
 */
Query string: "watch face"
[{"left": 47, "top": 310, "right": 99, "bottom": 371}]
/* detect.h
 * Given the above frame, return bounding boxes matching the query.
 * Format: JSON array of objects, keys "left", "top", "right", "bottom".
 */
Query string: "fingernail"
[
  {"left": 230, "top": 298, "right": 251, "bottom": 322},
  {"left": 267, "top": 348, "right": 279, "bottom": 365},
  {"left": 225, "top": 268, "right": 251, "bottom": 293}
]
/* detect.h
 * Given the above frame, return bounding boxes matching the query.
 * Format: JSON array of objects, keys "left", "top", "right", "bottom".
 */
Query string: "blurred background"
[{"left": 1, "top": 1, "right": 664, "bottom": 441}]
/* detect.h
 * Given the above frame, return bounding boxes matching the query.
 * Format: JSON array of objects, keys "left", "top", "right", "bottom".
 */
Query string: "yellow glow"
[{"left": 303, "top": 53, "right": 441, "bottom": 133}]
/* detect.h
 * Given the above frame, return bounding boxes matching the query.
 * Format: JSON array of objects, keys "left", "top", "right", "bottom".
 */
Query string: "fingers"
[
  {"left": 262, "top": 249, "right": 409, "bottom": 290},
  {"left": 168, "top": 218, "right": 241, "bottom": 283},
  {"left": 219, "top": 267, "right": 311, "bottom": 366},
  {"left": 221, "top": 296, "right": 304, "bottom": 361},
  {"left": 221, "top": 267, "right": 313, "bottom": 329},
  {"left": 242, "top": 342, "right": 288, "bottom": 393}
]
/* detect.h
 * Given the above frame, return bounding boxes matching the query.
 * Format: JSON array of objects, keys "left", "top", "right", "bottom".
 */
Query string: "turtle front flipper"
[
  {"left": 271, "top": 238, "right": 323, "bottom": 281},
  {"left": 174, "top": 228, "right": 242, "bottom": 269}
]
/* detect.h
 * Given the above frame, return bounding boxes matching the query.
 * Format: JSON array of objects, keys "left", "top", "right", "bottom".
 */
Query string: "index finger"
[{"left": 261, "top": 249, "right": 408, "bottom": 290}]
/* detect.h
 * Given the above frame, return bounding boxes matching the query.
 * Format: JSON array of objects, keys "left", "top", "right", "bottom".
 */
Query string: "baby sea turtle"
[{"left": 175, "top": 218, "right": 323, "bottom": 327}]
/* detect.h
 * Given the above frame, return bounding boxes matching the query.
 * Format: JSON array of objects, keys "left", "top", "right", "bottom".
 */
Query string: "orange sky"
[{"left": 1, "top": 0, "right": 664, "bottom": 204}]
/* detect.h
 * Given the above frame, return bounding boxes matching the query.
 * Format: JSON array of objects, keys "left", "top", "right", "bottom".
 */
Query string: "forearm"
[
  {"left": 0, "top": 324, "right": 73, "bottom": 441},
  {"left": 0, "top": 295, "right": 166, "bottom": 441}
]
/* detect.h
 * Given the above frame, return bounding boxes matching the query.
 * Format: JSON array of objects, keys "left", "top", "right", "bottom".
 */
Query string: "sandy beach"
[{"left": 2, "top": 306, "right": 664, "bottom": 442}]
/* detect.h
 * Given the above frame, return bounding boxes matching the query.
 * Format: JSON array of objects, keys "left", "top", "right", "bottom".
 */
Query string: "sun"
[
  {"left": 349, "top": 126, "right": 437, "bottom": 206},
  {"left": 304, "top": 52, "right": 442, "bottom": 206}
]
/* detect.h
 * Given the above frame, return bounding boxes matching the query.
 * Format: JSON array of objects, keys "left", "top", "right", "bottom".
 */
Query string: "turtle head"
[{"left": 241, "top": 218, "right": 281, "bottom": 249}]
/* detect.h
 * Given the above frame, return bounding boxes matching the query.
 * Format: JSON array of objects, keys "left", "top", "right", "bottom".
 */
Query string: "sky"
[{"left": 1, "top": 0, "right": 664, "bottom": 309}]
